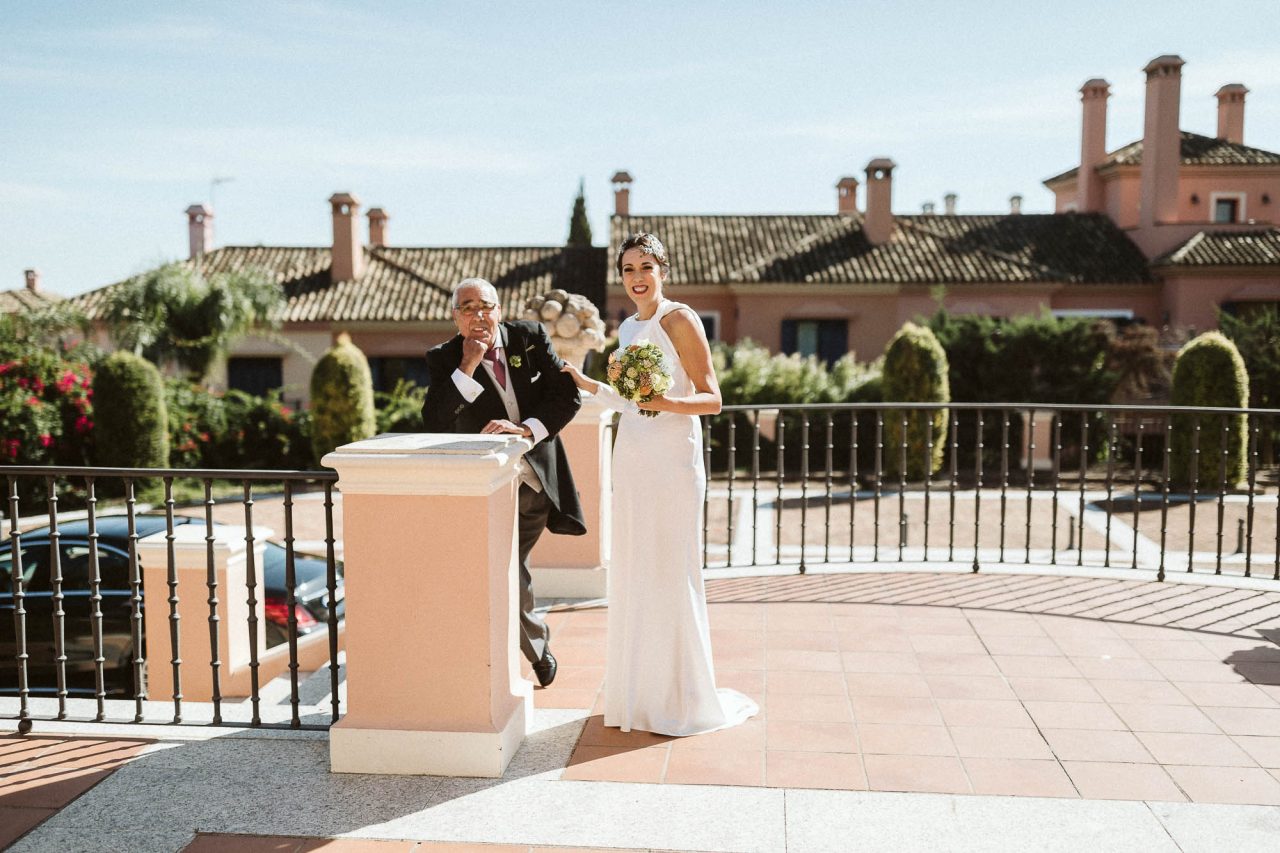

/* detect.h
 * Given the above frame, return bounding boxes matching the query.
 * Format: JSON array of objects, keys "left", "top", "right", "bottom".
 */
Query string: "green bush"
[
  {"left": 1169, "top": 331, "right": 1249, "bottom": 489},
  {"left": 92, "top": 352, "right": 168, "bottom": 468},
  {"left": 882, "top": 323, "right": 950, "bottom": 480},
  {"left": 1219, "top": 304, "right": 1280, "bottom": 465},
  {"left": 219, "top": 390, "right": 313, "bottom": 470},
  {"left": 165, "top": 379, "right": 227, "bottom": 468},
  {"left": 310, "top": 333, "right": 376, "bottom": 464},
  {"left": 375, "top": 379, "right": 425, "bottom": 433}
]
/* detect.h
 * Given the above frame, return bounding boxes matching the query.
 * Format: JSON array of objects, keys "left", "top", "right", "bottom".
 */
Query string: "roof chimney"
[
  {"left": 1078, "top": 78, "right": 1111, "bottom": 213},
  {"left": 611, "top": 171, "right": 633, "bottom": 217},
  {"left": 1215, "top": 83, "right": 1247, "bottom": 144},
  {"left": 922, "top": 202, "right": 936, "bottom": 215},
  {"left": 1139, "top": 54, "right": 1185, "bottom": 228},
  {"left": 367, "top": 207, "right": 389, "bottom": 248},
  {"left": 836, "top": 176, "right": 860, "bottom": 215},
  {"left": 1009, "top": 194, "right": 1023, "bottom": 215},
  {"left": 863, "top": 158, "right": 896, "bottom": 245},
  {"left": 943, "top": 193, "right": 957, "bottom": 215},
  {"left": 185, "top": 204, "right": 214, "bottom": 260},
  {"left": 329, "top": 192, "right": 364, "bottom": 283},
  {"left": 24, "top": 269, "right": 40, "bottom": 293}
]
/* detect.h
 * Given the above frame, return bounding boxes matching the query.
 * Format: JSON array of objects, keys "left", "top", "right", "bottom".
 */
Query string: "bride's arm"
[
  {"left": 560, "top": 361, "right": 633, "bottom": 412},
  {"left": 643, "top": 308, "right": 722, "bottom": 416}
]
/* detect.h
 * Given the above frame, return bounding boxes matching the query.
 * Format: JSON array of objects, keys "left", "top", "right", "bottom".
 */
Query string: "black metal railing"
[
  {"left": 2, "top": 466, "right": 341, "bottom": 732},
  {"left": 697, "top": 403, "right": 1280, "bottom": 581}
]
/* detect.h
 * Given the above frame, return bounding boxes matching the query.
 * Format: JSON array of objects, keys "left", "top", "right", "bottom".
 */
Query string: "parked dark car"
[{"left": 1, "top": 514, "right": 344, "bottom": 695}]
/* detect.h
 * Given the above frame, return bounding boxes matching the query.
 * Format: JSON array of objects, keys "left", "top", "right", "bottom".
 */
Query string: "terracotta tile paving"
[
  {"left": 556, "top": 572, "right": 1280, "bottom": 805},
  {"left": 0, "top": 733, "right": 151, "bottom": 848}
]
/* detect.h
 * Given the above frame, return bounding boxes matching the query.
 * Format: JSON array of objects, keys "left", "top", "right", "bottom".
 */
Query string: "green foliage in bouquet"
[
  {"left": 1169, "top": 331, "right": 1249, "bottom": 489},
  {"left": 92, "top": 351, "right": 168, "bottom": 469},
  {"left": 310, "top": 333, "right": 376, "bottom": 463},
  {"left": 882, "top": 322, "right": 950, "bottom": 480}
]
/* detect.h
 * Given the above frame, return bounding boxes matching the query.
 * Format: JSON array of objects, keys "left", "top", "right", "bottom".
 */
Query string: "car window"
[
  {"left": 0, "top": 545, "right": 49, "bottom": 593},
  {"left": 57, "top": 545, "right": 132, "bottom": 592}
]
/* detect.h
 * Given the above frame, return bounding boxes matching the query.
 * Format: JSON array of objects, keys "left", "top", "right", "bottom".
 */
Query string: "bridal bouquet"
[{"left": 607, "top": 340, "right": 671, "bottom": 418}]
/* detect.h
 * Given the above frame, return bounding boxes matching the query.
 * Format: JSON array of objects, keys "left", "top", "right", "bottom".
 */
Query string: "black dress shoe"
[{"left": 532, "top": 648, "right": 557, "bottom": 688}]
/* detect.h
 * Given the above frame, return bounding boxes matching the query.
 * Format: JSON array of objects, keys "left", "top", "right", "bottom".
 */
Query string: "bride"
[{"left": 562, "top": 232, "right": 758, "bottom": 736}]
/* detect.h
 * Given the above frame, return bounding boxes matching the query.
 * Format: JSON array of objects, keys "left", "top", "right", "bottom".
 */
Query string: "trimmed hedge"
[
  {"left": 310, "top": 333, "right": 376, "bottom": 464},
  {"left": 92, "top": 352, "right": 168, "bottom": 468},
  {"left": 1169, "top": 331, "right": 1249, "bottom": 489},
  {"left": 882, "top": 323, "right": 950, "bottom": 480}
]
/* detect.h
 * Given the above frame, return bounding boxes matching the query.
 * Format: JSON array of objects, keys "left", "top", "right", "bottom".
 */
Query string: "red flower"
[
  {"left": 26, "top": 396, "right": 41, "bottom": 407},
  {"left": 199, "top": 432, "right": 211, "bottom": 442},
  {"left": 0, "top": 362, "right": 13, "bottom": 374},
  {"left": 17, "top": 377, "right": 28, "bottom": 388},
  {"left": 74, "top": 415, "right": 91, "bottom": 434},
  {"left": 39, "top": 434, "right": 53, "bottom": 448}
]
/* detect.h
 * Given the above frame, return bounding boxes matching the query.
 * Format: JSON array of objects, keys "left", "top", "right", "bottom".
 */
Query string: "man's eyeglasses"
[{"left": 454, "top": 301, "right": 499, "bottom": 317}]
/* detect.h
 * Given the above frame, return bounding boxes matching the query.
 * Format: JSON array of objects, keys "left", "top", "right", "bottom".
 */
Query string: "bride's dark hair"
[{"left": 616, "top": 232, "right": 670, "bottom": 277}]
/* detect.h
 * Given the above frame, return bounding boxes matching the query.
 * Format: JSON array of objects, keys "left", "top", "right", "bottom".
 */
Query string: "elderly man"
[{"left": 421, "top": 278, "right": 584, "bottom": 687}]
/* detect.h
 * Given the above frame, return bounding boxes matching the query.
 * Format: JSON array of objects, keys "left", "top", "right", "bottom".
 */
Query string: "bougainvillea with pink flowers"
[{"left": 0, "top": 343, "right": 95, "bottom": 468}]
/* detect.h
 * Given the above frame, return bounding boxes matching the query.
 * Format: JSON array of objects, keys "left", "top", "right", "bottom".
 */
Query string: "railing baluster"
[
  {"left": 124, "top": 479, "right": 145, "bottom": 722},
  {"left": 1050, "top": 415, "right": 1062, "bottom": 565},
  {"left": 898, "top": 411, "right": 908, "bottom": 562},
  {"left": 1132, "top": 420, "right": 1144, "bottom": 570},
  {"left": 204, "top": 478, "right": 222, "bottom": 724},
  {"left": 703, "top": 418, "right": 712, "bottom": 570},
  {"left": 1025, "top": 409, "right": 1035, "bottom": 564},
  {"left": 46, "top": 476, "right": 67, "bottom": 720},
  {"left": 874, "top": 412, "right": 883, "bottom": 561},
  {"left": 325, "top": 480, "right": 341, "bottom": 725},
  {"left": 776, "top": 419, "right": 785, "bottom": 567},
  {"left": 1103, "top": 417, "right": 1117, "bottom": 568},
  {"left": 924, "top": 409, "right": 934, "bottom": 561},
  {"left": 1214, "top": 414, "right": 1229, "bottom": 576},
  {"left": 164, "top": 477, "right": 182, "bottom": 724},
  {"left": 850, "top": 412, "right": 859, "bottom": 562},
  {"left": 824, "top": 412, "right": 834, "bottom": 565},
  {"left": 948, "top": 413, "right": 959, "bottom": 562},
  {"left": 1159, "top": 416, "right": 1172, "bottom": 583},
  {"left": 799, "top": 410, "right": 809, "bottom": 574},
  {"left": 999, "top": 410, "right": 1009, "bottom": 563},
  {"left": 7, "top": 477, "right": 31, "bottom": 730},
  {"left": 972, "top": 409, "right": 984, "bottom": 573},
  {"left": 284, "top": 480, "right": 301, "bottom": 727},
  {"left": 242, "top": 481, "right": 262, "bottom": 726},
  {"left": 1188, "top": 417, "right": 1200, "bottom": 573},
  {"left": 727, "top": 415, "right": 737, "bottom": 568},
  {"left": 1077, "top": 412, "right": 1089, "bottom": 567},
  {"left": 85, "top": 477, "right": 106, "bottom": 721},
  {"left": 751, "top": 409, "right": 761, "bottom": 567},
  {"left": 1245, "top": 419, "right": 1258, "bottom": 579}
]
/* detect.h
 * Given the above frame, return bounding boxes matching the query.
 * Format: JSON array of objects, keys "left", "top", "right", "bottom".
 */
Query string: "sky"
[{"left": 3, "top": 1, "right": 1278, "bottom": 297}]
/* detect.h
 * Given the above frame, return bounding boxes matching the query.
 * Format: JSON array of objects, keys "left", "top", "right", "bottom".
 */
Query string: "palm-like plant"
[{"left": 102, "top": 263, "right": 283, "bottom": 380}]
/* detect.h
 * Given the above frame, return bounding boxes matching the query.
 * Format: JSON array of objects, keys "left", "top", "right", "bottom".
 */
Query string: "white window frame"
[{"left": 1209, "top": 191, "right": 1247, "bottom": 224}]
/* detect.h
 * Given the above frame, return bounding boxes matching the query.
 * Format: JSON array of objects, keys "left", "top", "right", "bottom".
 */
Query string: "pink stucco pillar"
[
  {"left": 530, "top": 393, "right": 612, "bottom": 598},
  {"left": 323, "top": 433, "right": 534, "bottom": 777}
]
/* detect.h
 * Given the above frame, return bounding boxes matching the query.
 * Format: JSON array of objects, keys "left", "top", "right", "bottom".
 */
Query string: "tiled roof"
[
  {"left": 0, "top": 287, "right": 62, "bottom": 314},
  {"left": 72, "top": 245, "right": 608, "bottom": 324},
  {"left": 1046, "top": 131, "right": 1280, "bottom": 184},
  {"left": 1154, "top": 228, "right": 1280, "bottom": 267},
  {"left": 610, "top": 212, "right": 1153, "bottom": 286}
]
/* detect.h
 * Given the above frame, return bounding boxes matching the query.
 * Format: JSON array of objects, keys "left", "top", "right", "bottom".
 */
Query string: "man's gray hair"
[{"left": 451, "top": 277, "right": 500, "bottom": 309}]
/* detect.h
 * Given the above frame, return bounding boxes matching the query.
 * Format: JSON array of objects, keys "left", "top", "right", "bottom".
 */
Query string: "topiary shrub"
[
  {"left": 881, "top": 322, "right": 950, "bottom": 480},
  {"left": 1169, "top": 331, "right": 1249, "bottom": 489},
  {"left": 92, "top": 352, "right": 168, "bottom": 468},
  {"left": 310, "top": 333, "right": 376, "bottom": 464}
]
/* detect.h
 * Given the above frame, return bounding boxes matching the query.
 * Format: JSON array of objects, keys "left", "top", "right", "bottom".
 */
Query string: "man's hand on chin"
[
  {"left": 482, "top": 419, "right": 531, "bottom": 437},
  {"left": 460, "top": 336, "right": 490, "bottom": 374}
]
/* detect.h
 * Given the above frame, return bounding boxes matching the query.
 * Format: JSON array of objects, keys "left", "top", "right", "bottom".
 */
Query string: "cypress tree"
[{"left": 567, "top": 179, "right": 593, "bottom": 246}]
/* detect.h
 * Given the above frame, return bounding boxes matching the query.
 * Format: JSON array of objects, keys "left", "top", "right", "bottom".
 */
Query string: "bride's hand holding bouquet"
[{"left": 607, "top": 341, "right": 672, "bottom": 418}]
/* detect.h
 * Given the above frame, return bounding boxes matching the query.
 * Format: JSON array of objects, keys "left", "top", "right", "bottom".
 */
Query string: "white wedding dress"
[{"left": 594, "top": 299, "right": 758, "bottom": 736}]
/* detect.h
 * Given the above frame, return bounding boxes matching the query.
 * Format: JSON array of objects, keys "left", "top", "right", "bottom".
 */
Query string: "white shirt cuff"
[
  {"left": 451, "top": 368, "right": 484, "bottom": 402},
  {"left": 523, "top": 418, "right": 548, "bottom": 444}
]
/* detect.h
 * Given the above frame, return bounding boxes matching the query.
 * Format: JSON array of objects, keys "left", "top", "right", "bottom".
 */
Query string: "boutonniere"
[{"left": 508, "top": 355, "right": 523, "bottom": 369}]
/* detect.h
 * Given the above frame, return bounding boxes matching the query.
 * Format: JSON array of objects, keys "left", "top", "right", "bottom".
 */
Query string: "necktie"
[{"left": 484, "top": 347, "right": 507, "bottom": 390}]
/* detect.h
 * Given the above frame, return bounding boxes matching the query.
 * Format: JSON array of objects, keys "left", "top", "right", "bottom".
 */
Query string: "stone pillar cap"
[{"left": 323, "top": 433, "right": 533, "bottom": 496}]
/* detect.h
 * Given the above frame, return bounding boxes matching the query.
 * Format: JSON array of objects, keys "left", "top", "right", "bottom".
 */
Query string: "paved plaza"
[{"left": 4, "top": 571, "right": 1280, "bottom": 851}]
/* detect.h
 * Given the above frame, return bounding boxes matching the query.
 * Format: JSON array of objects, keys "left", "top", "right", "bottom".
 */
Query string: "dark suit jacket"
[{"left": 421, "top": 320, "right": 586, "bottom": 536}]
